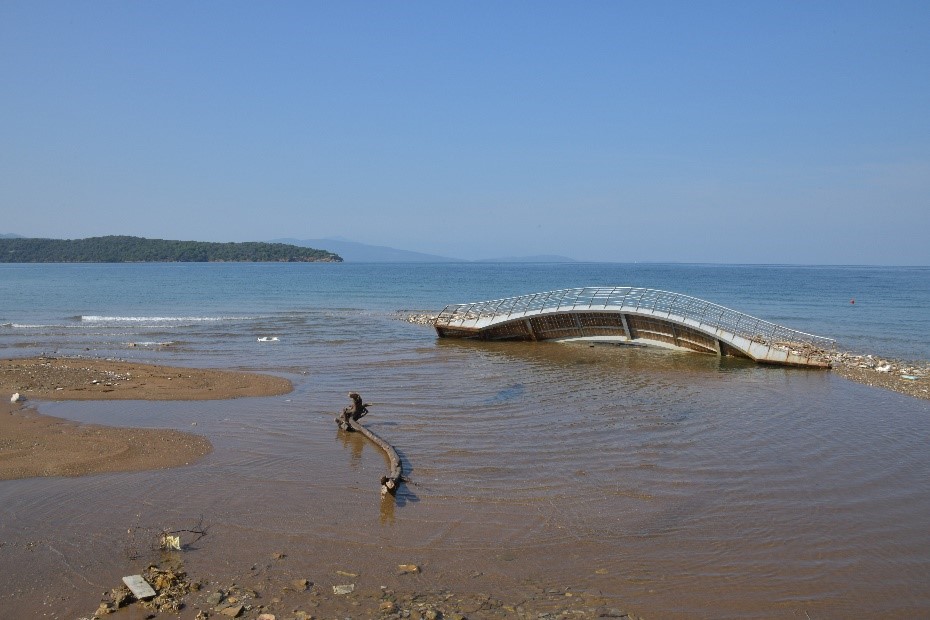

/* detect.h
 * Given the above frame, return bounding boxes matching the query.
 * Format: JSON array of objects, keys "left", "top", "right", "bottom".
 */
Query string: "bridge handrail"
[{"left": 434, "top": 287, "right": 836, "bottom": 350}]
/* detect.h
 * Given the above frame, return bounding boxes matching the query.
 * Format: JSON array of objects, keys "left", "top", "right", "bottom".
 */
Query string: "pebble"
[
  {"left": 219, "top": 604, "right": 244, "bottom": 617},
  {"left": 333, "top": 584, "right": 355, "bottom": 595}
]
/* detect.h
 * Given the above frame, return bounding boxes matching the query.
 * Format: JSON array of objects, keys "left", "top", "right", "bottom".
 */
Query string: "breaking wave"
[{"left": 79, "top": 315, "right": 255, "bottom": 323}]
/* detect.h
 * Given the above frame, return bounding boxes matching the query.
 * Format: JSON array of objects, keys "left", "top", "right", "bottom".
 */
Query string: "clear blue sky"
[{"left": 2, "top": 1, "right": 928, "bottom": 264}]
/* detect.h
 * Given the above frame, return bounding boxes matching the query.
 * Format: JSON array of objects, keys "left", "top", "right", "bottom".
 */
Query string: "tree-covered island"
[{"left": 0, "top": 236, "right": 342, "bottom": 263}]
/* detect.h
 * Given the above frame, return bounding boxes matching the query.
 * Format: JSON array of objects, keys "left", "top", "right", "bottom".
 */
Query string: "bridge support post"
[
  {"left": 620, "top": 314, "right": 632, "bottom": 341},
  {"left": 524, "top": 319, "right": 537, "bottom": 341}
]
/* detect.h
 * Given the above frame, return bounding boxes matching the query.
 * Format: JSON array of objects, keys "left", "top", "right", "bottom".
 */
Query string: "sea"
[{"left": 1, "top": 262, "right": 929, "bottom": 618}]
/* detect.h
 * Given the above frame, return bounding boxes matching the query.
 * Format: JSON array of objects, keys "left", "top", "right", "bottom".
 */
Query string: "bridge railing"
[{"left": 434, "top": 287, "right": 836, "bottom": 350}]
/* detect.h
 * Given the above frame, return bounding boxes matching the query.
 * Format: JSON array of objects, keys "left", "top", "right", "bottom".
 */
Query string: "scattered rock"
[
  {"left": 398, "top": 564, "right": 420, "bottom": 575},
  {"left": 10, "top": 392, "right": 23, "bottom": 403},
  {"left": 333, "top": 584, "right": 355, "bottom": 595}
]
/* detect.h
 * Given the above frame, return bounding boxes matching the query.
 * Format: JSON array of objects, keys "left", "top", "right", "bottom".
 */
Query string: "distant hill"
[
  {"left": 0, "top": 233, "right": 23, "bottom": 239},
  {"left": 476, "top": 254, "right": 577, "bottom": 263},
  {"left": 274, "top": 238, "right": 466, "bottom": 262},
  {"left": 0, "top": 236, "right": 342, "bottom": 263}
]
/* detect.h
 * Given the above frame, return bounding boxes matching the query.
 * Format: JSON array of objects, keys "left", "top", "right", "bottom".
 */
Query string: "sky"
[{"left": 1, "top": 1, "right": 928, "bottom": 264}]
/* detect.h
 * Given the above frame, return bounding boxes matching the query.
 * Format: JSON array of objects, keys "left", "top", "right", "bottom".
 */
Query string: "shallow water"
[{"left": 1, "top": 263, "right": 930, "bottom": 618}]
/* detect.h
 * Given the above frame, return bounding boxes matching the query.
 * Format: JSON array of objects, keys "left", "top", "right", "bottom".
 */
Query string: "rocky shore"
[
  {"left": 88, "top": 558, "right": 643, "bottom": 620},
  {"left": 826, "top": 351, "right": 930, "bottom": 401}
]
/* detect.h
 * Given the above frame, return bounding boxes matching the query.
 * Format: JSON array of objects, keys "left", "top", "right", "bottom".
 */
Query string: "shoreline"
[
  {"left": 827, "top": 351, "right": 930, "bottom": 400},
  {"left": 1, "top": 353, "right": 926, "bottom": 618},
  {"left": 0, "top": 357, "right": 646, "bottom": 620},
  {"left": 2, "top": 349, "right": 925, "bottom": 484}
]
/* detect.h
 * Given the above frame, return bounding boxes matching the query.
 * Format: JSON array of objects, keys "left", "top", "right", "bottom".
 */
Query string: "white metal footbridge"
[{"left": 434, "top": 287, "right": 835, "bottom": 368}]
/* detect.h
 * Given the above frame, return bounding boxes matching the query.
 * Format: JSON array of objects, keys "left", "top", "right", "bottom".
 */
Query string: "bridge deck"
[{"left": 433, "top": 287, "right": 835, "bottom": 368}]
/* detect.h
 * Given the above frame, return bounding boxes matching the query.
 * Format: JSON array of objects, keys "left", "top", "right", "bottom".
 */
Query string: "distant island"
[{"left": 0, "top": 236, "right": 342, "bottom": 263}]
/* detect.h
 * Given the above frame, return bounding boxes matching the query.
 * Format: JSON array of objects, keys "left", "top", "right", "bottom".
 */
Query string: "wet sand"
[
  {"left": 2, "top": 353, "right": 928, "bottom": 619},
  {"left": 0, "top": 356, "right": 292, "bottom": 481},
  {"left": 0, "top": 356, "right": 647, "bottom": 619}
]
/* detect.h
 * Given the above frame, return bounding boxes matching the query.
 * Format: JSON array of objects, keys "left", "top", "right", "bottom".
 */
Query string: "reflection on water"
[{"left": 2, "top": 311, "right": 929, "bottom": 618}]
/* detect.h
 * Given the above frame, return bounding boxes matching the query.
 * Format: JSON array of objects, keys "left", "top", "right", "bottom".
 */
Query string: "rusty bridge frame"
[{"left": 433, "top": 287, "right": 836, "bottom": 368}]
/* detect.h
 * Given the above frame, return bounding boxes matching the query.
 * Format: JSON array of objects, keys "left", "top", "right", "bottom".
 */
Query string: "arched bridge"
[{"left": 433, "top": 287, "right": 835, "bottom": 368}]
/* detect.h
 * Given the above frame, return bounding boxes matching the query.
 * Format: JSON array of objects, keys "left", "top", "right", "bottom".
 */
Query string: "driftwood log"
[{"left": 335, "top": 393, "right": 404, "bottom": 496}]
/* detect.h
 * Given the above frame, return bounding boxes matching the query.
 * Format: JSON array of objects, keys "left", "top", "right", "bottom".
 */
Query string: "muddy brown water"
[{"left": 2, "top": 338, "right": 930, "bottom": 618}]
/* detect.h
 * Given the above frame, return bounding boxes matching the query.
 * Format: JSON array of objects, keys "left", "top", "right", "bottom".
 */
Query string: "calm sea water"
[{"left": 1, "top": 263, "right": 929, "bottom": 618}]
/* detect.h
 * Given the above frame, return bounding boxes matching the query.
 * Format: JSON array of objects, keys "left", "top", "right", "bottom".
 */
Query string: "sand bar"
[{"left": 0, "top": 356, "right": 292, "bottom": 481}]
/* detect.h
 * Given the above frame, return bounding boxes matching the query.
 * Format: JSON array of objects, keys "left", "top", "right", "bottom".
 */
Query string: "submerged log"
[{"left": 335, "top": 393, "right": 404, "bottom": 496}]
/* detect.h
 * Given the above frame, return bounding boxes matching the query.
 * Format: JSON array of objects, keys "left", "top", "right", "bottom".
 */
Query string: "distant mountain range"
[
  {"left": 274, "top": 238, "right": 465, "bottom": 262},
  {"left": 274, "top": 238, "right": 576, "bottom": 263},
  {"left": 0, "top": 233, "right": 23, "bottom": 239}
]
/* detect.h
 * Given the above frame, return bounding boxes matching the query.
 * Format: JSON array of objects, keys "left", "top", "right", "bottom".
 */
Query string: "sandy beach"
[
  {"left": 2, "top": 353, "right": 928, "bottom": 619},
  {"left": 0, "top": 357, "right": 292, "bottom": 481},
  {"left": 0, "top": 356, "right": 650, "bottom": 620}
]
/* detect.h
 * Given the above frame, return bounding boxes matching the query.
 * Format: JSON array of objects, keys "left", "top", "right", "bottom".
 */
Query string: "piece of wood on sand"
[{"left": 335, "top": 393, "right": 404, "bottom": 496}]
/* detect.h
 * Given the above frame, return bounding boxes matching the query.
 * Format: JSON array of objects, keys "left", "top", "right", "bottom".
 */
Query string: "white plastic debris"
[
  {"left": 10, "top": 392, "right": 22, "bottom": 403},
  {"left": 122, "top": 575, "right": 156, "bottom": 599},
  {"left": 160, "top": 533, "right": 181, "bottom": 550}
]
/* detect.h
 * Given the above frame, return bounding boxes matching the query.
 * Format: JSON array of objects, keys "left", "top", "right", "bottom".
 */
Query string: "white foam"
[{"left": 80, "top": 315, "right": 243, "bottom": 323}]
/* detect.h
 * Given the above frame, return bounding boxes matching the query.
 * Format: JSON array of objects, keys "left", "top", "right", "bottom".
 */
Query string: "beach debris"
[
  {"left": 876, "top": 364, "right": 892, "bottom": 373},
  {"left": 160, "top": 533, "right": 182, "bottom": 551},
  {"left": 10, "top": 392, "right": 22, "bottom": 403},
  {"left": 122, "top": 574, "right": 157, "bottom": 600},
  {"left": 398, "top": 564, "right": 420, "bottom": 574},
  {"left": 334, "top": 392, "right": 406, "bottom": 496},
  {"left": 336, "top": 391, "right": 369, "bottom": 429},
  {"left": 257, "top": 336, "right": 279, "bottom": 342},
  {"left": 336, "top": 569, "right": 359, "bottom": 578},
  {"left": 219, "top": 603, "right": 244, "bottom": 617},
  {"left": 291, "top": 578, "right": 310, "bottom": 591},
  {"left": 393, "top": 311, "right": 439, "bottom": 326},
  {"left": 333, "top": 583, "right": 355, "bottom": 595}
]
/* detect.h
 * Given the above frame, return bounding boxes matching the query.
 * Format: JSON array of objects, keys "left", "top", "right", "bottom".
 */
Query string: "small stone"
[
  {"left": 10, "top": 392, "right": 22, "bottom": 403},
  {"left": 291, "top": 578, "right": 310, "bottom": 591},
  {"left": 257, "top": 614, "right": 276, "bottom": 620},
  {"left": 220, "top": 605, "right": 244, "bottom": 617},
  {"left": 397, "top": 564, "right": 420, "bottom": 574},
  {"left": 272, "top": 552, "right": 287, "bottom": 560},
  {"left": 333, "top": 584, "right": 355, "bottom": 595},
  {"left": 207, "top": 591, "right": 225, "bottom": 605},
  {"left": 380, "top": 600, "right": 398, "bottom": 613}
]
